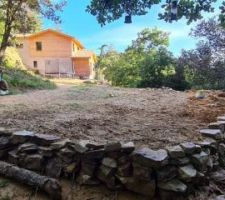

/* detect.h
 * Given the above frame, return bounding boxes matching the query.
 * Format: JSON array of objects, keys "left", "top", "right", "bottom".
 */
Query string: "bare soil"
[{"left": 0, "top": 82, "right": 224, "bottom": 200}]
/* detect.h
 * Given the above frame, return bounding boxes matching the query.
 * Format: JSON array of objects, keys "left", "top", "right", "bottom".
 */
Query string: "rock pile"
[{"left": 1, "top": 115, "right": 225, "bottom": 199}]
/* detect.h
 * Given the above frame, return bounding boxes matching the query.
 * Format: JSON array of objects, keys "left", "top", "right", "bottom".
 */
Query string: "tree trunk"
[{"left": 0, "top": 161, "right": 62, "bottom": 200}]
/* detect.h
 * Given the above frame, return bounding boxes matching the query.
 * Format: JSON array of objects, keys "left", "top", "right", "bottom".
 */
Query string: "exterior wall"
[{"left": 73, "top": 58, "right": 91, "bottom": 78}]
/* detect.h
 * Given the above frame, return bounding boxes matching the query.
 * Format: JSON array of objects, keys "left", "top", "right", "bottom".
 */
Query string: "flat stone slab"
[
  {"left": 33, "top": 134, "right": 61, "bottom": 146},
  {"left": 179, "top": 165, "right": 197, "bottom": 182},
  {"left": 78, "top": 140, "right": 104, "bottom": 150},
  {"left": 158, "top": 179, "right": 187, "bottom": 193},
  {"left": 180, "top": 142, "right": 201, "bottom": 155},
  {"left": 133, "top": 147, "right": 168, "bottom": 168},
  {"left": 10, "top": 131, "right": 35, "bottom": 144},
  {"left": 18, "top": 143, "right": 38, "bottom": 154},
  {"left": 200, "top": 129, "right": 223, "bottom": 140},
  {"left": 166, "top": 145, "right": 185, "bottom": 158},
  {"left": 217, "top": 116, "right": 225, "bottom": 121}
]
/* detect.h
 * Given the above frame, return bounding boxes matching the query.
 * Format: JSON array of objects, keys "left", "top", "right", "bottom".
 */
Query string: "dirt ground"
[{"left": 0, "top": 80, "right": 225, "bottom": 200}]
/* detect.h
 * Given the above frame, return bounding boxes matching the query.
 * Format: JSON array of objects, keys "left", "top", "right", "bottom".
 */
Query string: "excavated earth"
[{"left": 0, "top": 82, "right": 224, "bottom": 200}]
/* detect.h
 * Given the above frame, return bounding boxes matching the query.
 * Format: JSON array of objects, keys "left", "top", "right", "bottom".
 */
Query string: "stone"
[
  {"left": 216, "top": 195, "right": 225, "bottom": 200},
  {"left": 45, "top": 158, "right": 62, "bottom": 178},
  {"left": 200, "top": 129, "right": 223, "bottom": 140},
  {"left": 132, "top": 147, "right": 168, "bottom": 168},
  {"left": 33, "top": 134, "right": 61, "bottom": 146},
  {"left": 191, "top": 151, "right": 209, "bottom": 171},
  {"left": 77, "top": 174, "right": 100, "bottom": 185},
  {"left": 8, "top": 149, "right": 18, "bottom": 164},
  {"left": 67, "top": 141, "right": 88, "bottom": 154},
  {"left": 0, "top": 127, "right": 14, "bottom": 136},
  {"left": 170, "top": 157, "right": 190, "bottom": 166},
  {"left": 133, "top": 162, "right": 153, "bottom": 181},
  {"left": 218, "top": 143, "right": 225, "bottom": 155},
  {"left": 117, "top": 163, "right": 132, "bottom": 177},
  {"left": 197, "top": 139, "right": 217, "bottom": 154},
  {"left": 23, "top": 154, "right": 43, "bottom": 171},
  {"left": 18, "top": 143, "right": 38, "bottom": 154},
  {"left": 102, "top": 157, "right": 117, "bottom": 168},
  {"left": 97, "top": 165, "right": 116, "bottom": 181},
  {"left": 50, "top": 139, "right": 71, "bottom": 150},
  {"left": 208, "top": 121, "right": 225, "bottom": 133},
  {"left": 217, "top": 116, "right": 225, "bottom": 121},
  {"left": 158, "top": 179, "right": 187, "bottom": 193},
  {"left": 180, "top": 142, "right": 201, "bottom": 155},
  {"left": 64, "top": 162, "right": 78, "bottom": 174},
  {"left": 178, "top": 165, "right": 197, "bottom": 182},
  {"left": 57, "top": 148, "right": 76, "bottom": 163},
  {"left": 0, "top": 137, "right": 10, "bottom": 150},
  {"left": 80, "top": 160, "right": 98, "bottom": 176},
  {"left": 104, "top": 142, "right": 122, "bottom": 152},
  {"left": 10, "top": 130, "right": 34, "bottom": 144},
  {"left": 157, "top": 166, "right": 178, "bottom": 182},
  {"left": 166, "top": 145, "right": 185, "bottom": 158},
  {"left": 118, "top": 176, "right": 155, "bottom": 197},
  {"left": 121, "top": 142, "right": 135, "bottom": 154},
  {"left": 38, "top": 146, "right": 53, "bottom": 157},
  {"left": 83, "top": 149, "right": 104, "bottom": 161},
  {"left": 78, "top": 140, "right": 104, "bottom": 150}
]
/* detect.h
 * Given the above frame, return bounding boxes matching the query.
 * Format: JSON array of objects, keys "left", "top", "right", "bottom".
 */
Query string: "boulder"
[
  {"left": 166, "top": 145, "right": 185, "bottom": 158},
  {"left": 118, "top": 176, "right": 155, "bottom": 197},
  {"left": 200, "top": 129, "right": 223, "bottom": 140},
  {"left": 178, "top": 165, "right": 197, "bottom": 182},
  {"left": 132, "top": 147, "right": 168, "bottom": 168},
  {"left": 158, "top": 179, "right": 187, "bottom": 193},
  {"left": 10, "top": 130, "right": 34, "bottom": 144},
  {"left": 133, "top": 162, "right": 153, "bottom": 181},
  {"left": 191, "top": 151, "right": 209, "bottom": 171},
  {"left": 180, "top": 142, "right": 201, "bottom": 155},
  {"left": 33, "top": 134, "right": 61, "bottom": 146}
]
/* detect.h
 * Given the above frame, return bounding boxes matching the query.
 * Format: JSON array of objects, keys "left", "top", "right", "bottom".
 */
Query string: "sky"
[{"left": 44, "top": 0, "right": 223, "bottom": 56}]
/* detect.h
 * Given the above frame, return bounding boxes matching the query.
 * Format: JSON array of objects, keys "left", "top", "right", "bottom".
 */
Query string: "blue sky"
[{"left": 44, "top": 0, "right": 223, "bottom": 56}]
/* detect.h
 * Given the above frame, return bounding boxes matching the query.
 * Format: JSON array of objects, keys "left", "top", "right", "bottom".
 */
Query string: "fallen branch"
[{"left": 0, "top": 161, "right": 62, "bottom": 200}]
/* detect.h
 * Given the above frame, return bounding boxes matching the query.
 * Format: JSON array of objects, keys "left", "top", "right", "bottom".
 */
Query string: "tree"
[
  {"left": 87, "top": 0, "right": 220, "bottom": 26},
  {"left": 0, "top": 0, "right": 66, "bottom": 65}
]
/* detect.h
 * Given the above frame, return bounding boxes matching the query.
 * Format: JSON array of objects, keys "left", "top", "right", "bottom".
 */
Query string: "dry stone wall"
[{"left": 1, "top": 116, "right": 225, "bottom": 199}]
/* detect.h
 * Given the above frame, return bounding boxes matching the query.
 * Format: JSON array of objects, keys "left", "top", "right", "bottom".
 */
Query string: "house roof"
[
  {"left": 16, "top": 29, "right": 84, "bottom": 49},
  {"left": 73, "top": 49, "right": 97, "bottom": 62}
]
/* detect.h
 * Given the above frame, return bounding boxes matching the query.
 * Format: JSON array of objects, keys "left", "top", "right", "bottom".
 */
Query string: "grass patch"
[{"left": 4, "top": 69, "right": 56, "bottom": 94}]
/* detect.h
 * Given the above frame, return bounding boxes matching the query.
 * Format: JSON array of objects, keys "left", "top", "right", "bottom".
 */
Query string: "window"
[
  {"left": 33, "top": 61, "right": 38, "bottom": 68},
  {"left": 16, "top": 43, "right": 23, "bottom": 48},
  {"left": 36, "top": 42, "right": 42, "bottom": 51}
]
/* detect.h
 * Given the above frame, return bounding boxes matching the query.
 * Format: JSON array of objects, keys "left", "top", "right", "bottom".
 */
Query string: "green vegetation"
[{"left": 97, "top": 23, "right": 225, "bottom": 91}]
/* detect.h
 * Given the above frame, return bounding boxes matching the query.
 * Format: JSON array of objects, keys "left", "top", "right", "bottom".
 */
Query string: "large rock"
[
  {"left": 180, "top": 142, "right": 201, "bottom": 155},
  {"left": 158, "top": 179, "right": 187, "bottom": 193},
  {"left": 33, "top": 134, "right": 61, "bottom": 146},
  {"left": 166, "top": 145, "right": 185, "bottom": 158},
  {"left": 178, "top": 164, "right": 197, "bottom": 182},
  {"left": 10, "top": 130, "right": 34, "bottom": 144},
  {"left": 132, "top": 147, "right": 168, "bottom": 168},
  {"left": 200, "top": 129, "right": 223, "bottom": 140},
  {"left": 118, "top": 176, "right": 155, "bottom": 197},
  {"left": 191, "top": 151, "right": 209, "bottom": 171}
]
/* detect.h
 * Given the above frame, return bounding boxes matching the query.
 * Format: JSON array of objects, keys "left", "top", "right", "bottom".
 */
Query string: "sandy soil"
[
  {"left": 0, "top": 83, "right": 206, "bottom": 149},
  {"left": 1, "top": 82, "right": 224, "bottom": 200}
]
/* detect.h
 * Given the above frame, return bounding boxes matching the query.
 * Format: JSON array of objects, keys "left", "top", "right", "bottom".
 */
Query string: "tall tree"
[{"left": 0, "top": 0, "right": 66, "bottom": 65}]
